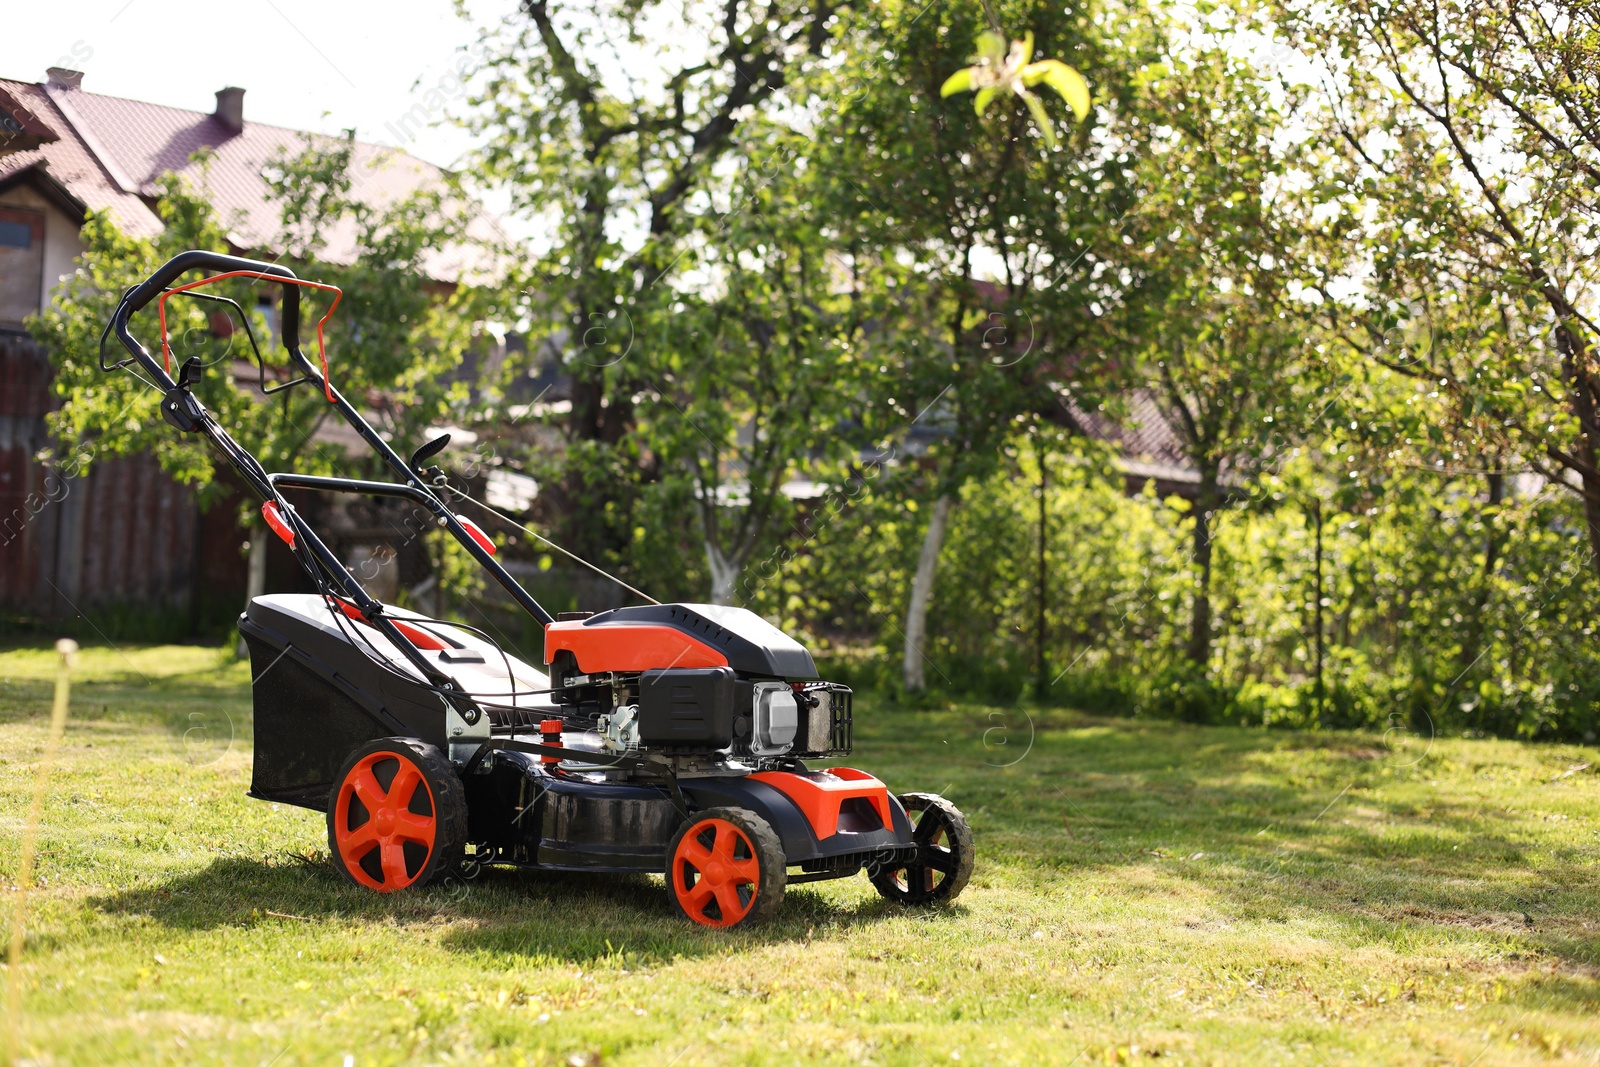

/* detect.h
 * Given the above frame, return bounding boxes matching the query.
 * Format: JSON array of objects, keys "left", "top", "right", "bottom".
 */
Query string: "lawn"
[{"left": 1, "top": 645, "right": 1597, "bottom": 1066}]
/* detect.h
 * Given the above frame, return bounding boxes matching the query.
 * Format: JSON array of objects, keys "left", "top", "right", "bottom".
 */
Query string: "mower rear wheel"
[
  {"left": 870, "top": 792, "right": 974, "bottom": 906},
  {"left": 327, "top": 738, "right": 466, "bottom": 893},
  {"left": 666, "top": 807, "right": 786, "bottom": 928}
]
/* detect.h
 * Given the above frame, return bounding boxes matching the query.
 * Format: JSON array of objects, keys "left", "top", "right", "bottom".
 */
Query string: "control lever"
[
  {"left": 409, "top": 433, "right": 451, "bottom": 473},
  {"left": 176, "top": 355, "right": 203, "bottom": 390}
]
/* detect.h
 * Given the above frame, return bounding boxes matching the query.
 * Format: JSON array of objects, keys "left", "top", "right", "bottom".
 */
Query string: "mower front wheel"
[
  {"left": 327, "top": 737, "right": 467, "bottom": 893},
  {"left": 870, "top": 792, "right": 974, "bottom": 906},
  {"left": 666, "top": 807, "right": 786, "bottom": 928}
]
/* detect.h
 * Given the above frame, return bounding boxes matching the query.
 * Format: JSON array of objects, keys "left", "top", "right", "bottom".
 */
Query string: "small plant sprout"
[{"left": 940, "top": 31, "right": 1091, "bottom": 147}]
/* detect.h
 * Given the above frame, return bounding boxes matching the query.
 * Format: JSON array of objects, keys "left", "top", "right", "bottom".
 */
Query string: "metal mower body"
[
  {"left": 105, "top": 251, "right": 973, "bottom": 927},
  {"left": 240, "top": 593, "right": 919, "bottom": 877}
]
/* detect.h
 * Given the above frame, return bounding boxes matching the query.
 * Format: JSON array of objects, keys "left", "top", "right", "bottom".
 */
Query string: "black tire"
[
  {"left": 326, "top": 737, "right": 466, "bottom": 893},
  {"left": 665, "top": 806, "right": 786, "bottom": 928},
  {"left": 870, "top": 792, "right": 974, "bottom": 906}
]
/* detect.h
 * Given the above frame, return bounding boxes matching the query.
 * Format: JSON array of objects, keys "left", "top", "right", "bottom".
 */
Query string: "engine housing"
[
  {"left": 545, "top": 604, "right": 851, "bottom": 761},
  {"left": 544, "top": 603, "right": 818, "bottom": 678}
]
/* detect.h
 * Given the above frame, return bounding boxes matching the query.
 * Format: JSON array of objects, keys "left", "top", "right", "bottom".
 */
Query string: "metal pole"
[
  {"left": 1035, "top": 442, "right": 1048, "bottom": 702},
  {"left": 1312, "top": 499, "right": 1325, "bottom": 724}
]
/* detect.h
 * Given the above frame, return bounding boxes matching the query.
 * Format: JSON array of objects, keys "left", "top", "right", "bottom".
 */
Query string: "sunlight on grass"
[{"left": 0, "top": 645, "right": 1596, "bottom": 1064}]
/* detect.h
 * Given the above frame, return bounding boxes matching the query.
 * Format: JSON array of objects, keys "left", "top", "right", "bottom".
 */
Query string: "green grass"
[{"left": 1, "top": 645, "right": 1597, "bottom": 1065}]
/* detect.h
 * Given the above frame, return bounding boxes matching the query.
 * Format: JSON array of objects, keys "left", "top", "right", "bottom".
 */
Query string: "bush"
[{"left": 782, "top": 441, "right": 1600, "bottom": 743}]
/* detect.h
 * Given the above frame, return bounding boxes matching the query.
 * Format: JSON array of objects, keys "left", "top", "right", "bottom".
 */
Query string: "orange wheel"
[
  {"left": 666, "top": 807, "right": 785, "bottom": 928},
  {"left": 327, "top": 738, "right": 465, "bottom": 893}
]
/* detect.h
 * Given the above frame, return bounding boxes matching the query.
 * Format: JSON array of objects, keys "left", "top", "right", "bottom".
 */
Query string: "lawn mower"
[{"left": 103, "top": 250, "right": 975, "bottom": 927}]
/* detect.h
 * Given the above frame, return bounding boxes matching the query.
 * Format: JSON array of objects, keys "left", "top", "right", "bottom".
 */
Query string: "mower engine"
[{"left": 545, "top": 604, "right": 851, "bottom": 765}]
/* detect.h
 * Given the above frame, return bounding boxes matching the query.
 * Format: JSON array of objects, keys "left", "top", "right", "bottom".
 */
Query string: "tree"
[
  {"left": 809, "top": 0, "right": 1137, "bottom": 690},
  {"left": 460, "top": 0, "right": 847, "bottom": 568},
  {"left": 1277, "top": 0, "right": 1600, "bottom": 582},
  {"left": 641, "top": 129, "right": 881, "bottom": 604},
  {"left": 1113, "top": 48, "right": 1319, "bottom": 668}
]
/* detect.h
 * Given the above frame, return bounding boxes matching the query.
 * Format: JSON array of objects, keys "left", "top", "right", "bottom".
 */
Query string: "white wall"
[{"left": 0, "top": 183, "right": 85, "bottom": 316}]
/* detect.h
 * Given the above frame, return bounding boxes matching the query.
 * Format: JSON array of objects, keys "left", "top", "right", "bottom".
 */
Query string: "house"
[{"left": 0, "top": 67, "right": 495, "bottom": 633}]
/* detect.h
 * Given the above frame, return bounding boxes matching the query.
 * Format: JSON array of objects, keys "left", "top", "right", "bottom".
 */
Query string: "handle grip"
[{"left": 114, "top": 250, "right": 303, "bottom": 356}]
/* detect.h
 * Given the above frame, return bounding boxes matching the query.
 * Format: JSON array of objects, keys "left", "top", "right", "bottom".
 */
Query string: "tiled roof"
[
  {"left": 1059, "top": 388, "right": 1195, "bottom": 475},
  {"left": 0, "top": 77, "right": 503, "bottom": 281},
  {"left": 0, "top": 79, "right": 163, "bottom": 238},
  {"left": 0, "top": 85, "right": 60, "bottom": 149}
]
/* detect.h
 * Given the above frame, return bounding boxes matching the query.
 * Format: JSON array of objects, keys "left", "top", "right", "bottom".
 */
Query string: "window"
[
  {"left": 0, "top": 219, "right": 31, "bottom": 248},
  {"left": 257, "top": 292, "right": 280, "bottom": 338},
  {"left": 0, "top": 206, "right": 45, "bottom": 325}
]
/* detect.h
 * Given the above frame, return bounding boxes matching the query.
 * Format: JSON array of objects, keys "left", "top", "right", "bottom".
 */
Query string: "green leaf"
[
  {"left": 974, "top": 86, "right": 998, "bottom": 115},
  {"left": 1024, "top": 60, "right": 1092, "bottom": 121},
  {"left": 1023, "top": 91, "right": 1058, "bottom": 148},
  {"left": 940, "top": 68, "right": 974, "bottom": 97}
]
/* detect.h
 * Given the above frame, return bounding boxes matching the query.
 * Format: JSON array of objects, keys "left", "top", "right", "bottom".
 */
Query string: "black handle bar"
[
  {"left": 111, "top": 250, "right": 304, "bottom": 374},
  {"left": 101, "top": 246, "right": 559, "bottom": 635}
]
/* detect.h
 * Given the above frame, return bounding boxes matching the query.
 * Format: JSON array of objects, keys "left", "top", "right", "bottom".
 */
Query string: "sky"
[{"left": 2, "top": 0, "right": 501, "bottom": 171}]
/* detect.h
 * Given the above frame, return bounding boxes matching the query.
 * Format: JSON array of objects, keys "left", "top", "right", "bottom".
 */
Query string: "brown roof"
[
  {"left": 0, "top": 85, "right": 60, "bottom": 150},
  {"left": 0, "top": 76, "right": 502, "bottom": 281},
  {"left": 1060, "top": 389, "right": 1194, "bottom": 473},
  {"left": 0, "top": 79, "right": 163, "bottom": 238}
]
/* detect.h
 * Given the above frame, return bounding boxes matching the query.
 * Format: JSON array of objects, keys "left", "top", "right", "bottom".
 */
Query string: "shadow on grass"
[
  {"left": 872, "top": 705, "right": 1600, "bottom": 974},
  {"left": 77, "top": 684, "right": 1597, "bottom": 979},
  {"left": 91, "top": 855, "right": 934, "bottom": 965}
]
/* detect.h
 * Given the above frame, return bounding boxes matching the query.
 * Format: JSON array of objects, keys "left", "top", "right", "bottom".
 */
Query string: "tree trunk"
[
  {"left": 1556, "top": 324, "right": 1600, "bottom": 581},
  {"left": 903, "top": 494, "right": 954, "bottom": 693},
  {"left": 236, "top": 520, "right": 269, "bottom": 658},
  {"left": 1185, "top": 484, "right": 1217, "bottom": 667},
  {"left": 705, "top": 540, "right": 739, "bottom": 606}
]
